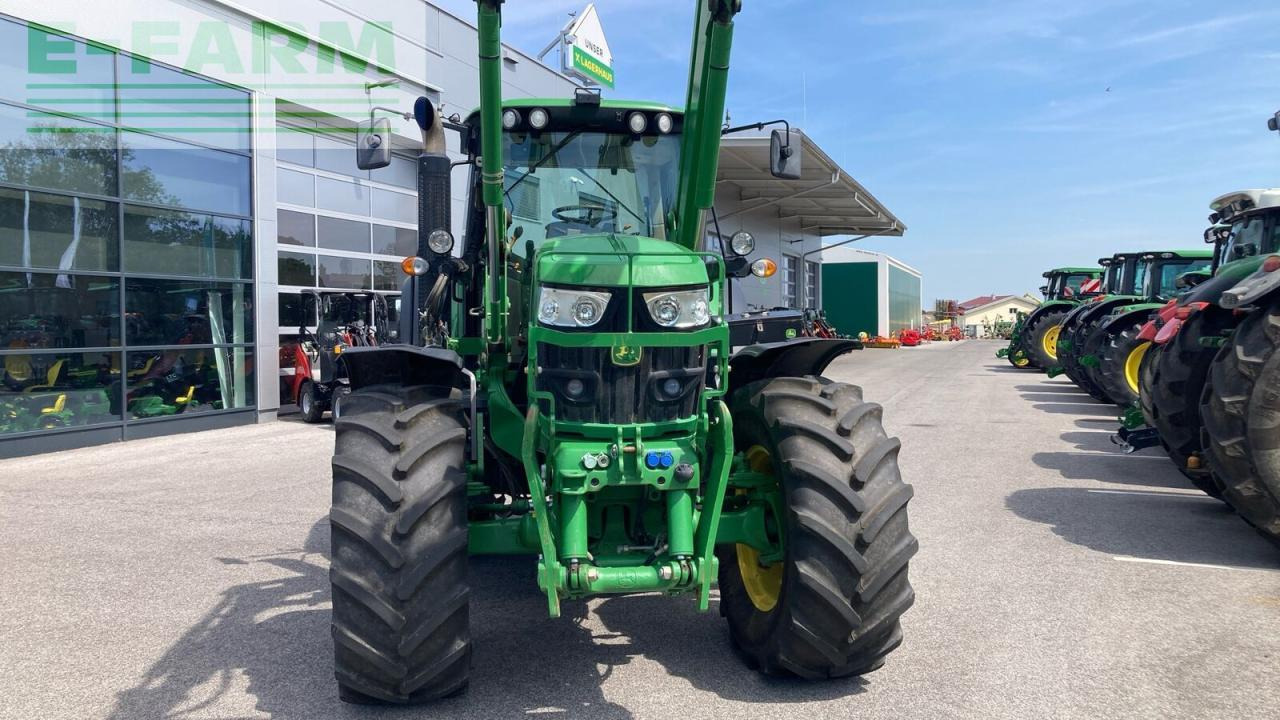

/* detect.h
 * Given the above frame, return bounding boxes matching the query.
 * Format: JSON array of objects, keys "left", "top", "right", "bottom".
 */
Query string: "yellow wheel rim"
[
  {"left": 1013, "top": 353, "right": 1030, "bottom": 367},
  {"left": 1125, "top": 341, "right": 1151, "bottom": 395},
  {"left": 737, "top": 445, "right": 783, "bottom": 612},
  {"left": 1042, "top": 325, "right": 1062, "bottom": 361}
]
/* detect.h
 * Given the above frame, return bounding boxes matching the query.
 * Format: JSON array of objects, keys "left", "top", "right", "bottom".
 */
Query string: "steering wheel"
[{"left": 552, "top": 204, "right": 617, "bottom": 227}]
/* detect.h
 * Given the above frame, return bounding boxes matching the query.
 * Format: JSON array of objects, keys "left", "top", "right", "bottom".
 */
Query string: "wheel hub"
[
  {"left": 1042, "top": 325, "right": 1062, "bottom": 361},
  {"left": 1125, "top": 341, "right": 1151, "bottom": 395},
  {"left": 736, "top": 445, "right": 783, "bottom": 612}
]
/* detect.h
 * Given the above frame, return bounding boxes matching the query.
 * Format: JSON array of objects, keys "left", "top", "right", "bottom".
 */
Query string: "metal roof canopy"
[{"left": 716, "top": 131, "right": 905, "bottom": 237}]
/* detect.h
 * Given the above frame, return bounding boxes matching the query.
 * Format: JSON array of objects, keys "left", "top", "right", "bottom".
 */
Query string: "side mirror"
[
  {"left": 769, "top": 129, "right": 801, "bottom": 180},
  {"left": 356, "top": 117, "right": 392, "bottom": 170},
  {"left": 723, "top": 256, "right": 751, "bottom": 278},
  {"left": 1176, "top": 271, "right": 1210, "bottom": 289},
  {"left": 1039, "top": 285, "right": 1049, "bottom": 295},
  {"left": 1269, "top": 111, "right": 1279, "bottom": 133}
]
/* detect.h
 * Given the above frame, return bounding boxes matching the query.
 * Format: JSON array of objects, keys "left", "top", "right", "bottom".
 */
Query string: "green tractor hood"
[{"left": 535, "top": 233, "right": 712, "bottom": 288}]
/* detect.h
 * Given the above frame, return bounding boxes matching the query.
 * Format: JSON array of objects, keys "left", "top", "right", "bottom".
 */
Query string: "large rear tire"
[
  {"left": 1096, "top": 321, "right": 1147, "bottom": 408},
  {"left": 1201, "top": 305, "right": 1280, "bottom": 547},
  {"left": 330, "top": 384, "right": 471, "bottom": 704},
  {"left": 718, "top": 376, "right": 917, "bottom": 678},
  {"left": 1148, "top": 311, "right": 1228, "bottom": 497},
  {"left": 1074, "top": 321, "right": 1114, "bottom": 403},
  {"left": 1024, "top": 309, "right": 1069, "bottom": 370}
]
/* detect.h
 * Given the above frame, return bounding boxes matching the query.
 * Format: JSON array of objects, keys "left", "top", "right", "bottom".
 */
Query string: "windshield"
[
  {"left": 1146, "top": 259, "right": 1212, "bottom": 298},
  {"left": 1219, "top": 214, "right": 1266, "bottom": 266},
  {"left": 1058, "top": 273, "right": 1095, "bottom": 298},
  {"left": 502, "top": 130, "right": 681, "bottom": 250}
]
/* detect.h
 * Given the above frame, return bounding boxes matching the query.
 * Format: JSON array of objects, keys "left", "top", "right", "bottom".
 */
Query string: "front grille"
[{"left": 537, "top": 343, "right": 706, "bottom": 424}]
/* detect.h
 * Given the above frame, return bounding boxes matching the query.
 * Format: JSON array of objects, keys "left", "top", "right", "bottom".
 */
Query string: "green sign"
[{"left": 572, "top": 45, "right": 614, "bottom": 89}]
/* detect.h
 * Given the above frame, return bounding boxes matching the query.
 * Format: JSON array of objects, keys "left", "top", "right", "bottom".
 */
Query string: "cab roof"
[
  {"left": 470, "top": 97, "right": 682, "bottom": 117},
  {"left": 1209, "top": 189, "right": 1280, "bottom": 222},
  {"left": 1043, "top": 267, "right": 1102, "bottom": 277}
]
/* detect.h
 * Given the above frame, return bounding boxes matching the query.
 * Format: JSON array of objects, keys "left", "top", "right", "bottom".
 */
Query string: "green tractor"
[
  {"left": 1048, "top": 253, "right": 1142, "bottom": 397},
  {"left": 327, "top": 0, "right": 916, "bottom": 704},
  {"left": 1194, "top": 189, "right": 1280, "bottom": 545},
  {"left": 997, "top": 267, "right": 1103, "bottom": 369},
  {"left": 1058, "top": 250, "right": 1212, "bottom": 406}
]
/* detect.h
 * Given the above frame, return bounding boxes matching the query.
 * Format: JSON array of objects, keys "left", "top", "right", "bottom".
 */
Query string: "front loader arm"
[{"left": 672, "top": 0, "right": 741, "bottom": 250}]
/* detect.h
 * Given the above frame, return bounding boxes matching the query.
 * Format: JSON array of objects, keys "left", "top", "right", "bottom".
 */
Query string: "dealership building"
[{"left": 0, "top": 1, "right": 907, "bottom": 457}]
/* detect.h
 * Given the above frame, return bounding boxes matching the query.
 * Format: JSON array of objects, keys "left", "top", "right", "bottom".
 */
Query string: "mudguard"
[
  {"left": 339, "top": 345, "right": 465, "bottom": 391},
  {"left": 1178, "top": 256, "right": 1266, "bottom": 306},
  {"left": 1100, "top": 303, "right": 1162, "bottom": 336},
  {"left": 728, "top": 338, "right": 861, "bottom": 390},
  {"left": 1222, "top": 259, "right": 1280, "bottom": 308},
  {"left": 1022, "top": 299, "right": 1076, "bottom": 329}
]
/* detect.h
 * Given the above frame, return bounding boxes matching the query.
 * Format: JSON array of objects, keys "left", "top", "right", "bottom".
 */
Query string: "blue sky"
[{"left": 435, "top": 1, "right": 1280, "bottom": 303}]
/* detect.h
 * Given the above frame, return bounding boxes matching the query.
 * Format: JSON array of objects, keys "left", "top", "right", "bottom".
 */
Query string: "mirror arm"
[{"left": 721, "top": 118, "right": 792, "bottom": 150}]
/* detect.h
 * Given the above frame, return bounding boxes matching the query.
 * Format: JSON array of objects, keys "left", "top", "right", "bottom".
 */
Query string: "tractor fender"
[
  {"left": 1221, "top": 257, "right": 1280, "bottom": 309},
  {"left": 339, "top": 345, "right": 465, "bottom": 392},
  {"left": 728, "top": 338, "right": 860, "bottom": 390},
  {"left": 1100, "top": 303, "right": 1162, "bottom": 336},
  {"left": 1178, "top": 257, "right": 1266, "bottom": 307},
  {"left": 1023, "top": 299, "right": 1076, "bottom": 329}
]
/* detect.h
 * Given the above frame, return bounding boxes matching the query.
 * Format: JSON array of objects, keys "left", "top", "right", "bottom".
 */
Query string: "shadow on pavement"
[
  {"left": 1014, "top": 384, "right": 1089, "bottom": 394},
  {"left": 1029, "top": 402, "right": 1118, "bottom": 415},
  {"left": 108, "top": 518, "right": 860, "bottom": 719},
  {"left": 1006, "top": 485, "right": 1278, "bottom": 569},
  {"left": 1030, "top": 450, "right": 1199, "bottom": 491}
]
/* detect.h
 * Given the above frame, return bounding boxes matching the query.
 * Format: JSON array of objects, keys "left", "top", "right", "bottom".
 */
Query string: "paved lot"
[{"left": 2, "top": 340, "right": 1277, "bottom": 719}]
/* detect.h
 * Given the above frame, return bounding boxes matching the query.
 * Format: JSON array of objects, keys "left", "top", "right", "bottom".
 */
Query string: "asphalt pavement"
[{"left": 1, "top": 339, "right": 1277, "bottom": 719}]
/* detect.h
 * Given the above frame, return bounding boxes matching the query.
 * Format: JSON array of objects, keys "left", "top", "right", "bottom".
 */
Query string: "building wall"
[
  {"left": 887, "top": 263, "right": 922, "bottom": 333},
  {"left": 0, "top": 1, "right": 580, "bottom": 455},
  {"left": 821, "top": 263, "right": 878, "bottom": 337},
  {"left": 963, "top": 298, "right": 1039, "bottom": 337},
  {"left": 710, "top": 184, "right": 824, "bottom": 313}
]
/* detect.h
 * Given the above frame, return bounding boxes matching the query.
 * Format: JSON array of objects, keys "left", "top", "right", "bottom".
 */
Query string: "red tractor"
[{"left": 279, "top": 291, "right": 391, "bottom": 422}]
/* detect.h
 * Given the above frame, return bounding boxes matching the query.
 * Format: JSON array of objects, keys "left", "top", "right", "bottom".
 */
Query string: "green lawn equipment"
[
  {"left": 326, "top": 0, "right": 916, "bottom": 704},
  {"left": 997, "top": 267, "right": 1103, "bottom": 369}
]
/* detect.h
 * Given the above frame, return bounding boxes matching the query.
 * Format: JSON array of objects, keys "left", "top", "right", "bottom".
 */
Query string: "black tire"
[
  {"left": 1074, "top": 321, "right": 1114, "bottom": 403},
  {"left": 1201, "top": 305, "right": 1280, "bottom": 547},
  {"left": 299, "top": 381, "right": 326, "bottom": 423},
  {"left": 717, "top": 376, "right": 917, "bottom": 678},
  {"left": 1024, "top": 309, "right": 1069, "bottom": 370},
  {"left": 1096, "top": 320, "right": 1147, "bottom": 407},
  {"left": 330, "top": 384, "right": 471, "bottom": 704},
  {"left": 1148, "top": 310, "right": 1229, "bottom": 497}
]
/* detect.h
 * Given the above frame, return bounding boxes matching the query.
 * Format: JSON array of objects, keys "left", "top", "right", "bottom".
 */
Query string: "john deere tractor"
[
  {"left": 1057, "top": 250, "right": 1212, "bottom": 406},
  {"left": 326, "top": 0, "right": 916, "bottom": 704},
  {"left": 1049, "top": 252, "right": 1141, "bottom": 397},
  {"left": 998, "top": 267, "right": 1103, "bottom": 369},
  {"left": 1194, "top": 189, "right": 1280, "bottom": 545}
]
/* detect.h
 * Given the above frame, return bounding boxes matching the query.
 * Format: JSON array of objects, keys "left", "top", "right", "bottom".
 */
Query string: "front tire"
[
  {"left": 330, "top": 384, "right": 471, "bottom": 704},
  {"left": 1148, "top": 311, "right": 1228, "bottom": 497},
  {"left": 1096, "top": 321, "right": 1148, "bottom": 408},
  {"left": 718, "top": 376, "right": 917, "bottom": 678},
  {"left": 1024, "top": 309, "right": 1068, "bottom": 370},
  {"left": 299, "top": 381, "right": 326, "bottom": 423},
  {"left": 1201, "top": 306, "right": 1280, "bottom": 547}
]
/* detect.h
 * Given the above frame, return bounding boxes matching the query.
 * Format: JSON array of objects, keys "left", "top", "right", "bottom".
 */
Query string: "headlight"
[
  {"left": 643, "top": 288, "right": 711, "bottom": 328},
  {"left": 537, "top": 287, "right": 612, "bottom": 327},
  {"left": 729, "top": 231, "right": 754, "bottom": 256}
]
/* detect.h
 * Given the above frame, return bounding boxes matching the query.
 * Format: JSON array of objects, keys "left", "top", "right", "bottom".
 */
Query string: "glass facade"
[
  {"left": 274, "top": 119, "right": 414, "bottom": 331},
  {"left": 0, "top": 18, "right": 253, "bottom": 442}
]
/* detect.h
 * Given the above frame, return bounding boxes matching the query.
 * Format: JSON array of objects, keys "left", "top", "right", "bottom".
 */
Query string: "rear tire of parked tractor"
[
  {"left": 1096, "top": 321, "right": 1147, "bottom": 408},
  {"left": 1024, "top": 309, "right": 1068, "bottom": 370},
  {"left": 718, "top": 376, "right": 917, "bottom": 679},
  {"left": 1148, "top": 311, "right": 1227, "bottom": 498},
  {"left": 330, "top": 384, "right": 471, "bottom": 704},
  {"left": 1200, "top": 305, "right": 1280, "bottom": 547},
  {"left": 300, "top": 381, "right": 326, "bottom": 423}
]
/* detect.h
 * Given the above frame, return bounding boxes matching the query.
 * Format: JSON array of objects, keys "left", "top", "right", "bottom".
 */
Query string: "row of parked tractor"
[{"left": 998, "top": 188, "right": 1280, "bottom": 549}]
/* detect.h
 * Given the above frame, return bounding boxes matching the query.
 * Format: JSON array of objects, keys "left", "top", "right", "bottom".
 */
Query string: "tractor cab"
[
  {"left": 1209, "top": 190, "right": 1280, "bottom": 270},
  {"left": 1041, "top": 267, "right": 1103, "bottom": 301},
  {"left": 1138, "top": 250, "right": 1214, "bottom": 301}
]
